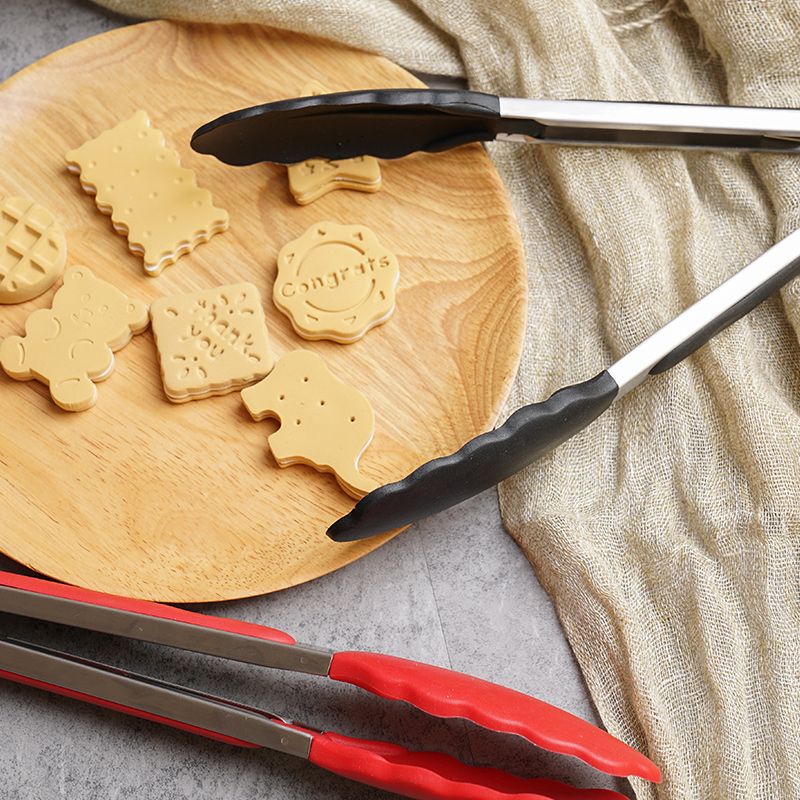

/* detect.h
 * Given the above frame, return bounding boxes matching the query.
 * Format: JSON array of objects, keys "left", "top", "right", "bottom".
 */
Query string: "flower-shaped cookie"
[{"left": 273, "top": 221, "right": 399, "bottom": 344}]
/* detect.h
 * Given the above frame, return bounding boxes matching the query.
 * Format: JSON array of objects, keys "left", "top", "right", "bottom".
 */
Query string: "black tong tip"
[
  {"left": 327, "top": 372, "right": 620, "bottom": 541},
  {"left": 191, "top": 88, "right": 503, "bottom": 165}
]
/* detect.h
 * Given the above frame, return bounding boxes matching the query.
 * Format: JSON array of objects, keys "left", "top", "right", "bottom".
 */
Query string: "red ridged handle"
[
  {"left": 329, "top": 652, "right": 660, "bottom": 783},
  {"left": 0, "top": 570, "right": 296, "bottom": 645},
  {"left": 309, "top": 731, "right": 630, "bottom": 800}
]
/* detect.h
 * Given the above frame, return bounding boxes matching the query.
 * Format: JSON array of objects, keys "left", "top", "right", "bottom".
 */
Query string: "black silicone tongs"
[
  {"left": 191, "top": 88, "right": 800, "bottom": 164},
  {"left": 325, "top": 226, "right": 800, "bottom": 541},
  {"left": 191, "top": 90, "right": 800, "bottom": 542}
]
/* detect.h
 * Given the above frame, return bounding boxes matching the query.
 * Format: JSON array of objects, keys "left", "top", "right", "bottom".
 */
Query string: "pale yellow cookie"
[
  {"left": 241, "top": 349, "right": 378, "bottom": 498},
  {"left": 65, "top": 110, "right": 229, "bottom": 276},
  {"left": 0, "top": 196, "right": 66, "bottom": 304},
  {"left": 273, "top": 221, "right": 399, "bottom": 344},
  {"left": 0, "top": 265, "right": 149, "bottom": 411},
  {"left": 286, "top": 81, "right": 381, "bottom": 205},
  {"left": 150, "top": 282, "right": 273, "bottom": 403}
]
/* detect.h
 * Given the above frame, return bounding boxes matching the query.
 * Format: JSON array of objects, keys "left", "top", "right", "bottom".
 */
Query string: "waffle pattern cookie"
[
  {"left": 65, "top": 110, "right": 229, "bottom": 276},
  {"left": 241, "top": 349, "right": 378, "bottom": 499},
  {"left": 0, "top": 196, "right": 66, "bottom": 304},
  {"left": 273, "top": 221, "right": 399, "bottom": 343},
  {"left": 150, "top": 282, "right": 273, "bottom": 403},
  {"left": 0, "top": 265, "right": 149, "bottom": 411},
  {"left": 286, "top": 81, "right": 381, "bottom": 205}
]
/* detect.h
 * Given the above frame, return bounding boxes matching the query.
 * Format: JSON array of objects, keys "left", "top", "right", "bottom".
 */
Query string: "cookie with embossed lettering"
[
  {"left": 286, "top": 81, "right": 381, "bottom": 205},
  {"left": 241, "top": 349, "right": 378, "bottom": 498},
  {"left": 0, "top": 196, "right": 66, "bottom": 304},
  {"left": 0, "top": 265, "right": 149, "bottom": 411},
  {"left": 65, "top": 110, "right": 229, "bottom": 276},
  {"left": 273, "top": 221, "right": 399, "bottom": 344},
  {"left": 150, "top": 282, "right": 273, "bottom": 402}
]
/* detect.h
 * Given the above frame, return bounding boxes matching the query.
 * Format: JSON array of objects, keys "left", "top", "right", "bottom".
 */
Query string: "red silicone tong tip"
[
  {"left": 309, "top": 731, "right": 634, "bottom": 800},
  {"left": 328, "top": 652, "right": 660, "bottom": 783}
]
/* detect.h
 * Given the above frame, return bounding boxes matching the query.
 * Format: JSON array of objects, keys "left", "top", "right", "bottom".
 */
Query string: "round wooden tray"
[{"left": 0, "top": 21, "right": 527, "bottom": 601}]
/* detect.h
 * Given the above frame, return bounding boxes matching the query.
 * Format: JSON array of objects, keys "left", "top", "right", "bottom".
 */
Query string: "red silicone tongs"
[{"left": 0, "top": 570, "right": 659, "bottom": 799}]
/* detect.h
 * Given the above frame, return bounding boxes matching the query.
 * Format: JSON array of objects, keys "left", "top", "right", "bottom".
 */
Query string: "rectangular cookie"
[{"left": 66, "top": 110, "right": 229, "bottom": 276}]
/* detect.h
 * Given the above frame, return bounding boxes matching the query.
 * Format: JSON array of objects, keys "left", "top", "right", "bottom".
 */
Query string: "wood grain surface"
[{"left": 0, "top": 21, "right": 527, "bottom": 601}]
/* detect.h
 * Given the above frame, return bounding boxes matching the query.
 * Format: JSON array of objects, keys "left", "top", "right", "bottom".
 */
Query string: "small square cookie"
[
  {"left": 150, "top": 282, "right": 273, "bottom": 402},
  {"left": 66, "top": 110, "right": 229, "bottom": 276}
]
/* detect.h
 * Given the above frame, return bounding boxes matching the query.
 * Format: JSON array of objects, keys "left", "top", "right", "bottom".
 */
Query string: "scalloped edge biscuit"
[
  {"left": 273, "top": 221, "right": 399, "bottom": 344},
  {"left": 65, "top": 110, "right": 229, "bottom": 276}
]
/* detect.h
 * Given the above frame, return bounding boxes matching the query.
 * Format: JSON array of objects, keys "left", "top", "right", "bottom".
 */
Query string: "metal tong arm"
[
  {"left": 0, "top": 569, "right": 332, "bottom": 675},
  {"left": 190, "top": 88, "right": 800, "bottom": 165},
  {"left": 607, "top": 222, "right": 800, "bottom": 395},
  {"left": 498, "top": 96, "right": 800, "bottom": 152},
  {"left": 0, "top": 635, "right": 313, "bottom": 755},
  {"left": 0, "top": 570, "right": 659, "bottom": 786}
]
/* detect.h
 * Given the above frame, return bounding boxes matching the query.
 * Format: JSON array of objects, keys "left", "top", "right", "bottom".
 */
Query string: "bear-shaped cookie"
[
  {"left": 0, "top": 265, "right": 149, "bottom": 411},
  {"left": 240, "top": 349, "right": 378, "bottom": 498}
]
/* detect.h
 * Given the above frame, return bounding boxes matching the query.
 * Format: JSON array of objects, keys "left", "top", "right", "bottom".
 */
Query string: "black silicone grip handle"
[
  {"left": 191, "top": 89, "right": 506, "bottom": 165},
  {"left": 327, "top": 370, "right": 619, "bottom": 542}
]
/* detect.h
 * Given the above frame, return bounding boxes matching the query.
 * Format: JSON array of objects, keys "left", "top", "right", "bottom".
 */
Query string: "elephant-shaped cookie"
[
  {"left": 0, "top": 265, "right": 149, "bottom": 411},
  {"left": 240, "top": 349, "right": 378, "bottom": 498}
]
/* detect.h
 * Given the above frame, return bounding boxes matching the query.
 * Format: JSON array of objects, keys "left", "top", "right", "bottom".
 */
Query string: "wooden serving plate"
[{"left": 0, "top": 21, "right": 527, "bottom": 601}]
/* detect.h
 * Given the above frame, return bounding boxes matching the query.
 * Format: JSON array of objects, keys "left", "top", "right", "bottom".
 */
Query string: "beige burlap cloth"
[{"left": 93, "top": 1, "right": 800, "bottom": 796}]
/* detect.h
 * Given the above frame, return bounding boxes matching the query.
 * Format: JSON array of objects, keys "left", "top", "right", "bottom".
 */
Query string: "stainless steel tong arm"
[
  {"left": 0, "top": 636, "right": 315, "bottom": 758},
  {"left": 497, "top": 97, "right": 800, "bottom": 151},
  {"left": 607, "top": 226, "right": 800, "bottom": 395}
]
